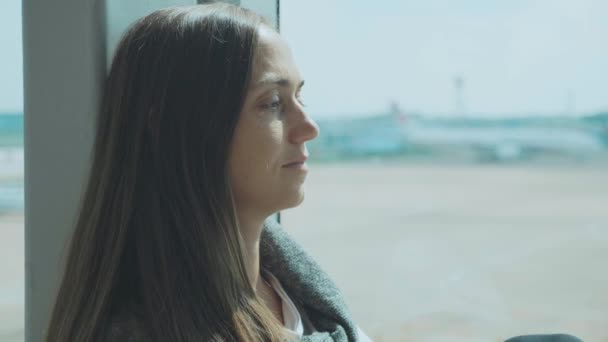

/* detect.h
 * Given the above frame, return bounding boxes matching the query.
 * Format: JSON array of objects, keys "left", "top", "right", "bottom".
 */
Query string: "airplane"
[{"left": 308, "top": 104, "right": 607, "bottom": 163}]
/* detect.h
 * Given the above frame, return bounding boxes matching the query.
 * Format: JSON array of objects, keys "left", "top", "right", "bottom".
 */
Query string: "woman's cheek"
[{"left": 267, "top": 121, "right": 284, "bottom": 142}]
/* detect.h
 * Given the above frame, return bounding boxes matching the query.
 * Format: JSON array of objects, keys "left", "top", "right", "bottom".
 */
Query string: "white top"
[{"left": 264, "top": 271, "right": 373, "bottom": 341}]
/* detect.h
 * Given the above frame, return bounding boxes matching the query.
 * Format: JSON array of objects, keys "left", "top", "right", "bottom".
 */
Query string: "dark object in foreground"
[{"left": 505, "top": 334, "right": 583, "bottom": 342}]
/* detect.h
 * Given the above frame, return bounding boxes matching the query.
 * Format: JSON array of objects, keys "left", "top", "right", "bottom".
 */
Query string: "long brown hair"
[{"left": 45, "top": 3, "right": 289, "bottom": 341}]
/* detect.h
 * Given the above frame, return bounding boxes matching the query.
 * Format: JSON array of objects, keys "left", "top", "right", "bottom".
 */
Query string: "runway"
[{"left": 281, "top": 162, "right": 608, "bottom": 341}]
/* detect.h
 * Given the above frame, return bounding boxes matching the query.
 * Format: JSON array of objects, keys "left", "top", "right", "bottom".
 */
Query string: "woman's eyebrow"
[{"left": 256, "top": 74, "right": 304, "bottom": 90}]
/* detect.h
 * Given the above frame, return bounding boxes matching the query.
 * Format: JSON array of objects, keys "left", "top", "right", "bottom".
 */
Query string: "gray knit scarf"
[{"left": 260, "top": 217, "right": 359, "bottom": 342}]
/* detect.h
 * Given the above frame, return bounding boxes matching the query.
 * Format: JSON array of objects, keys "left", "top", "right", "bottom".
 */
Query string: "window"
[
  {"left": 0, "top": 1, "right": 24, "bottom": 341},
  {"left": 280, "top": 1, "right": 608, "bottom": 340}
]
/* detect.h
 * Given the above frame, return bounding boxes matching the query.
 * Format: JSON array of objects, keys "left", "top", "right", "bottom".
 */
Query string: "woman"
[{"left": 45, "top": 3, "right": 371, "bottom": 342}]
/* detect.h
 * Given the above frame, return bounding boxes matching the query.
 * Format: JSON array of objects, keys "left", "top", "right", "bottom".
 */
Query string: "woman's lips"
[
  {"left": 282, "top": 161, "right": 308, "bottom": 171},
  {"left": 282, "top": 155, "right": 308, "bottom": 167}
]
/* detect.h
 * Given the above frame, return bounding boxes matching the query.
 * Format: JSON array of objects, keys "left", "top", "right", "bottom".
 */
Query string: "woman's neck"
[{"left": 236, "top": 214, "right": 284, "bottom": 324}]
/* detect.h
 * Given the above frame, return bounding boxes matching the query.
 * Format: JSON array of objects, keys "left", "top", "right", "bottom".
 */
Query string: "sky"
[
  {"left": 0, "top": 0, "right": 606, "bottom": 117},
  {"left": 280, "top": 0, "right": 608, "bottom": 117}
]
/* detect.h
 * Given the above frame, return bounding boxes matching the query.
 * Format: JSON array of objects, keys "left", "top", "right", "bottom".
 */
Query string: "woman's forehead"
[{"left": 251, "top": 26, "right": 301, "bottom": 86}]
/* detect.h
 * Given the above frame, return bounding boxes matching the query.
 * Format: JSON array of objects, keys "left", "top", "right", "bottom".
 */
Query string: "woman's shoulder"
[{"left": 102, "top": 307, "right": 150, "bottom": 342}]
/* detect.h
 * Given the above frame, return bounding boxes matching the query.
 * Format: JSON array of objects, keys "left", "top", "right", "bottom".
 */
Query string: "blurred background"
[
  {"left": 1, "top": 0, "right": 607, "bottom": 341},
  {"left": 278, "top": 1, "right": 608, "bottom": 341}
]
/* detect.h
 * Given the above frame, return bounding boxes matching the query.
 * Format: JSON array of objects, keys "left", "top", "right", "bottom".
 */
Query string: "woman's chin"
[{"left": 279, "top": 189, "right": 306, "bottom": 211}]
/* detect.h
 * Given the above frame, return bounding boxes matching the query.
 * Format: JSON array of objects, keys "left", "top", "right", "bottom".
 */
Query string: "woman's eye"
[
  {"left": 269, "top": 99, "right": 281, "bottom": 110},
  {"left": 262, "top": 94, "right": 283, "bottom": 113}
]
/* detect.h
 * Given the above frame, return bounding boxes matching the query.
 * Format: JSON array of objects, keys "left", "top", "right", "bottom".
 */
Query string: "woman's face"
[{"left": 228, "top": 25, "right": 319, "bottom": 221}]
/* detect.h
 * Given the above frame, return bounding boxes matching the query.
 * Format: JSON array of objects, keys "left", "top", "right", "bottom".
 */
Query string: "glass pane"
[
  {"left": 0, "top": 1, "right": 24, "bottom": 342},
  {"left": 280, "top": 1, "right": 608, "bottom": 341}
]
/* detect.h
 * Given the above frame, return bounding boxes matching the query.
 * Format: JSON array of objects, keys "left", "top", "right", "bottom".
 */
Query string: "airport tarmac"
[{"left": 282, "top": 162, "right": 608, "bottom": 341}]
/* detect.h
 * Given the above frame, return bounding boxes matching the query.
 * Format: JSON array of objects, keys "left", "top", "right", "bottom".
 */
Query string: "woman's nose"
[{"left": 288, "top": 110, "right": 320, "bottom": 144}]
